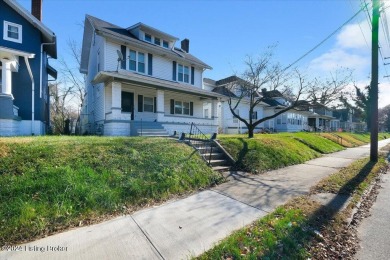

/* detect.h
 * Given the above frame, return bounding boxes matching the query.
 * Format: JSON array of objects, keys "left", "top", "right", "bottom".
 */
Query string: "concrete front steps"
[
  {"left": 190, "top": 140, "right": 232, "bottom": 172},
  {"left": 131, "top": 121, "right": 169, "bottom": 137}
]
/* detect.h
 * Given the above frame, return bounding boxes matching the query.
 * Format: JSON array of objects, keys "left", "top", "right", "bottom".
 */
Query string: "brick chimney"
[
  {"left": 31, "top": 0, "right": 42, "bottom": 21},
  {"left": 181, "top": 39, "right": 189, "bottom": 53}
]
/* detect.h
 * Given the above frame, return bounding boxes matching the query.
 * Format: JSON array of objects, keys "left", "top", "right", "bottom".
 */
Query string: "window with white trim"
[
  {"left": 154, "top": 37, "right": 161, "bottom": 45},
  {"left": 3, "top": 21, "right": 22, "bottom": 43},
  {"left": 128, "top": 49, "right": 146, "bottom": 73},
  {"left": 174, "top": 101, "right": 190, "bottom": 115},
  {"left": 163, "top": 40, "right": 169, "bottom": 48},
  {"left": 178, "top": 64, "right": 190, "bottom": 83},
  {"left": 143, "top": 97, "right": 154, "bottom": 112}
]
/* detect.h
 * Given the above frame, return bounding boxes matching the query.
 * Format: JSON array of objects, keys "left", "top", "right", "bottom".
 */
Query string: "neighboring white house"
[
  {"left": 79, "top": 15, "right": 224, "bottom": 136},
  {"left": 261, "top": 90, "right": 311, "bottom": 132},
  {"left": 204, "top": 76, "right": 267, "bottom": 134}
]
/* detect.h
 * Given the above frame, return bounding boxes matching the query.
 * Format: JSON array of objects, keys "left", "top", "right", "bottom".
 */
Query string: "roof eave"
[
  {"left": 96, "top": 30, "right": 211, "bottom": 70},
  {"left": 92, "top": 71, "right": 224, "bottom": 99}
]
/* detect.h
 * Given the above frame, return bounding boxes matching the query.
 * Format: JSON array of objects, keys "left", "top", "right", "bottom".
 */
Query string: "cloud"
[
  {"left": 336, "top": 22, "right": 370, "bottom": 50},
  {"left": 309, "top": 48, "right": 369, "bottom": 76}
]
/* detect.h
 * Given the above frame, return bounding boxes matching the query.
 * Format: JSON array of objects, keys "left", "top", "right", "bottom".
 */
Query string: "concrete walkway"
[
  {"left": 355, "top": 171, "right": 390, "bottom": 260},
  {"left": 1, "top": 139, "right": 390, "bottom": 260}
]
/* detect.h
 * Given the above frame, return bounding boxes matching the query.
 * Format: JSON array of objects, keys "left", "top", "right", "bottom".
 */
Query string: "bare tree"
[
  {"left": 49, "top": 82, "right": 75, "bottom": 134},
  {"left": 226, "top": 50, "right": 311, "bottom": 138},
  {"left": 57, "top": 39, "right": 85, "bottom": 105},
  {"left": 50, "top": 39, "right": 85, "bottom": 134},
  {"left": 308, "top": 68, "right": 352, "bottom": 105}
]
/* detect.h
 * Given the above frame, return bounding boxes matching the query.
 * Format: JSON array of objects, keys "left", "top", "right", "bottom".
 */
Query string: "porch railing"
[
  {"left": 188, "top": 122, "right": 214, "bottom": 165},
  {"left": 329, "top": 132, "right": 343, "bottom": 145}
]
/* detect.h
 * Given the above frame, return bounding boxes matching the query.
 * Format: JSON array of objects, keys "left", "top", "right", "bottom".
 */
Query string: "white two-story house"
[
  {"left": 79, "top": 15, "right": 223, "bottom": 136},
  {"left": 204, "top": 76, "right": 267, "bottom": 134}
]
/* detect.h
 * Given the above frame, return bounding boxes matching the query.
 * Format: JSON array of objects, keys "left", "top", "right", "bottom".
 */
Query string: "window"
[
  {"left": 154, "top": 37, "right": 161, "bottom": 45},
  {"left": 138, "top": 52, "right": 145, "bottom": 73},
  {"left": 129, "top": 50, "right": 136, "bottom": 71},
  {"left": 252, "top": 111, "right": 257, "bottom": 120},
  {"left": 163, "top": 40, "right": 169, "bottom": 48},
  {"left": 128, "top": 49, "right": 146, "bottom": 73},
  {"left": 3, "top": 21, "right": 22, "bottom": 43},
  {"left": 145, "top": 33, "right": 152, "bottom": 42},
  {"left": 177, "top": 64, "right": 189, "bottom": 83},
  {"left": 174, "top": 101, "right": 190, "bottom": 115},
  {"left": 144, "top": 97, "right": 154, "bottom": 112}
]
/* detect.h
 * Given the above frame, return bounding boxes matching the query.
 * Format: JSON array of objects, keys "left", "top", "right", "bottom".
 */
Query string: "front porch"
[{"left": 101, "top": 81, "right": 220, "bottom": 136}]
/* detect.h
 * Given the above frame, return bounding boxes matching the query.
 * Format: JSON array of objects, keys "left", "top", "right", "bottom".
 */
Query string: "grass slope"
[
  {"left": 218, "top": 134, "right": 320, "bottom": 173},
  {"left": 0, "top": 136, "right": 221, "bottom": 245},
  {"left": 277, "top": 132, "right": 344, "bottom": 154}
]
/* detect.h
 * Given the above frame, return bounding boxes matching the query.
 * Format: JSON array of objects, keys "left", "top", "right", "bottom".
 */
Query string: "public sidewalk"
[
  {"left": 355, "top": 169, "right": 390, "bottom": 259},
  {"left": 1, "top": 139, "right": 390, "bottom": 260}
]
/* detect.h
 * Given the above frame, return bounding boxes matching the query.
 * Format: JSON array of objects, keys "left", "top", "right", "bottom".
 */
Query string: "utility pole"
[{"left": 370, "top": 0, "right": 379, "bottom": 162}]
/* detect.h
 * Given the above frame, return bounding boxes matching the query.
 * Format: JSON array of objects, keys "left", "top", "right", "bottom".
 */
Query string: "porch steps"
[
  {"left": 137, "top": 129, "right": 170, "bottom": 137},
  {"left": 131, "top": 121, "right": 169, "bottom": 137},
  {"left": 190, "top": 140, "right": 232, "bottom": 172}
]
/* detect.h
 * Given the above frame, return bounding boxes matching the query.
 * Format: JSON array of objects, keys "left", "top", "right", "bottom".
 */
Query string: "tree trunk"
[{"left": 248, "top": 126, "right": 254, "bottom": 138}]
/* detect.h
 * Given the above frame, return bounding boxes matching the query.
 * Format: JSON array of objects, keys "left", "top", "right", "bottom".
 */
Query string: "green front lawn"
[{"left": 0, "top": 136, "right": 221, "bottom": 245}]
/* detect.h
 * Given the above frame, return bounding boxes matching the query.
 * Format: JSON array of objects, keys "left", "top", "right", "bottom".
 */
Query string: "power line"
[{"left": 283, "top": 4, "right": 367, "bottom": 72}]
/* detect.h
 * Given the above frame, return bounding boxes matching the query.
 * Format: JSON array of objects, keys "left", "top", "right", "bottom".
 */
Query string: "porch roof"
[
  {"left": 92, "top": 70, "right": 227, "bottom": 99},
  {"left": 308, "top": 112, "right": 335, "bottom": 120}
]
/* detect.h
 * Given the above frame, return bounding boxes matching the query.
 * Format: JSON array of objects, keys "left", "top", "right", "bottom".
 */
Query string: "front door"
[{"left": 122, "top": 91, "right": 134, "bottom": 120}]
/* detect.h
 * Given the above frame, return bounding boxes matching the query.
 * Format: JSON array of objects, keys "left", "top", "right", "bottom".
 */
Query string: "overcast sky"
[{"left": 16, "top": 0, "right": 390, "bottom": 108}]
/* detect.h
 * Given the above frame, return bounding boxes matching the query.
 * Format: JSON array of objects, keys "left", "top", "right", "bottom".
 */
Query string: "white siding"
[
  {"left": 105, "top": 40, "right": 120, "bottom": 71},
  {"left": 94, "top": 83, "right": 105, "bottom": 122},
  {"left": 194, "top": 68, "right": 202, "bottom": 88},
  {"left": 153, "top": 55, "right": 172, "bottom": 81}
]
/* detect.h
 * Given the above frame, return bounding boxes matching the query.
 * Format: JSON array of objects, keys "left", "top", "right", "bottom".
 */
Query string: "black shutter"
[
  {"left": 170, "top": 99, "right": 174, "bottom": 114},
  {"left": 172, "top": 61, "right": 177, "bottom": 81},
  {"left": 255, "top": 111, "right": 258, "bottom": 120},
  {"left": 154, "top": 97, "right": 157, "bottom": 113},
  {"left": 148, "top": 53, "right": 153, "bottom": 76},
  {"left": 191, "top": 66, "right": 195, "bottom": 85},
  {"left": 190, "top": 102, "right": 193, "bottom": 116},
  {"left": 120, "top": 45, "right": 126, "bottom": 69},
  {"left": 138, "top": 95, "right": 143, "bottom": 112}
]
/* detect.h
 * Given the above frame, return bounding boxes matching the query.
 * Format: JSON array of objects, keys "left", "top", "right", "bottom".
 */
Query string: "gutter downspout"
[
  {"left": 24, "top": 56, "right": 35, "bottom": 135},
  {"left": 40, "top": 42, "right": 56, "bottom": 98}
]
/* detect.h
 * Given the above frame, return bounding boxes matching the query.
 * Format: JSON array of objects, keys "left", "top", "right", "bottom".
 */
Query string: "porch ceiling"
[{"left": 92, "top": 70, "right": 227, "bottom": 100}]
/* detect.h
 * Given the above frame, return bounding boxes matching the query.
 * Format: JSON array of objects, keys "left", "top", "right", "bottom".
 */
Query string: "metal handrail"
[
  {"left": 188, "top": 122, "right": 214, "bottom": 165},
  {"left": 329, "top": 132, "right": 343, "bottom": 145}
]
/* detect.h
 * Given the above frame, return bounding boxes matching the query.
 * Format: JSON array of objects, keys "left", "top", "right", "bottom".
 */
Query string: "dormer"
[{"left": 127, "top": 22, "right": 178, "bottom": 49}]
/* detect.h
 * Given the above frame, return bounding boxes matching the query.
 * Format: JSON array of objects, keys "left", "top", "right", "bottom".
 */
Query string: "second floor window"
[
  {"left": 129, "top": 49, "right": 145, "bottom": 73},
  {"left": 163, "top": 40, "right": 169, "bottom": 48},
  {"left": 3, "top": 21, "right": 22, "bottom": 43},
  {"left": 178, "top": 64, "right": 189, "bottom": 83},
  {"left": 154, "top": 37, "right": 161, "bottom": 45}
]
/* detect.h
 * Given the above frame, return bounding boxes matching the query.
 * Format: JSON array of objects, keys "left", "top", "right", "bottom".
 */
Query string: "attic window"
[
  {"left": 163, "top": 40, "right": 169, "bottom": 48},
  {"left": 154, "top": 37, "right": 161, "bottom": 45},
  {"left": 145, "top": 34, "right": 152, "bottom": 42},
  {"left": 3, "top": 21, "right": 22, "bottom": 43}
]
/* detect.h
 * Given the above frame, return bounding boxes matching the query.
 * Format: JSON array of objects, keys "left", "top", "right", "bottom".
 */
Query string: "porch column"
[
  {"left": 111, "top": 81, "right": 122, "bottom": 119},
  {"left": 1, "top": 59, "right": 13, "bottom": 96},
  {"left": 316, "top": 117, "right": 319, "bottom": 129},
  {"left": 211, "top": 99, "right": 218, "bottom": 126},
  {"left": 156, "top": 90, "right": 164, "bottom": 121}
]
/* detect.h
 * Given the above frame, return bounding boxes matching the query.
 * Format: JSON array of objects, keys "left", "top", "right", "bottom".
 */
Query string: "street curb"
[{"left": 346, "top": 167, "right": 389, "bottom": 227}]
